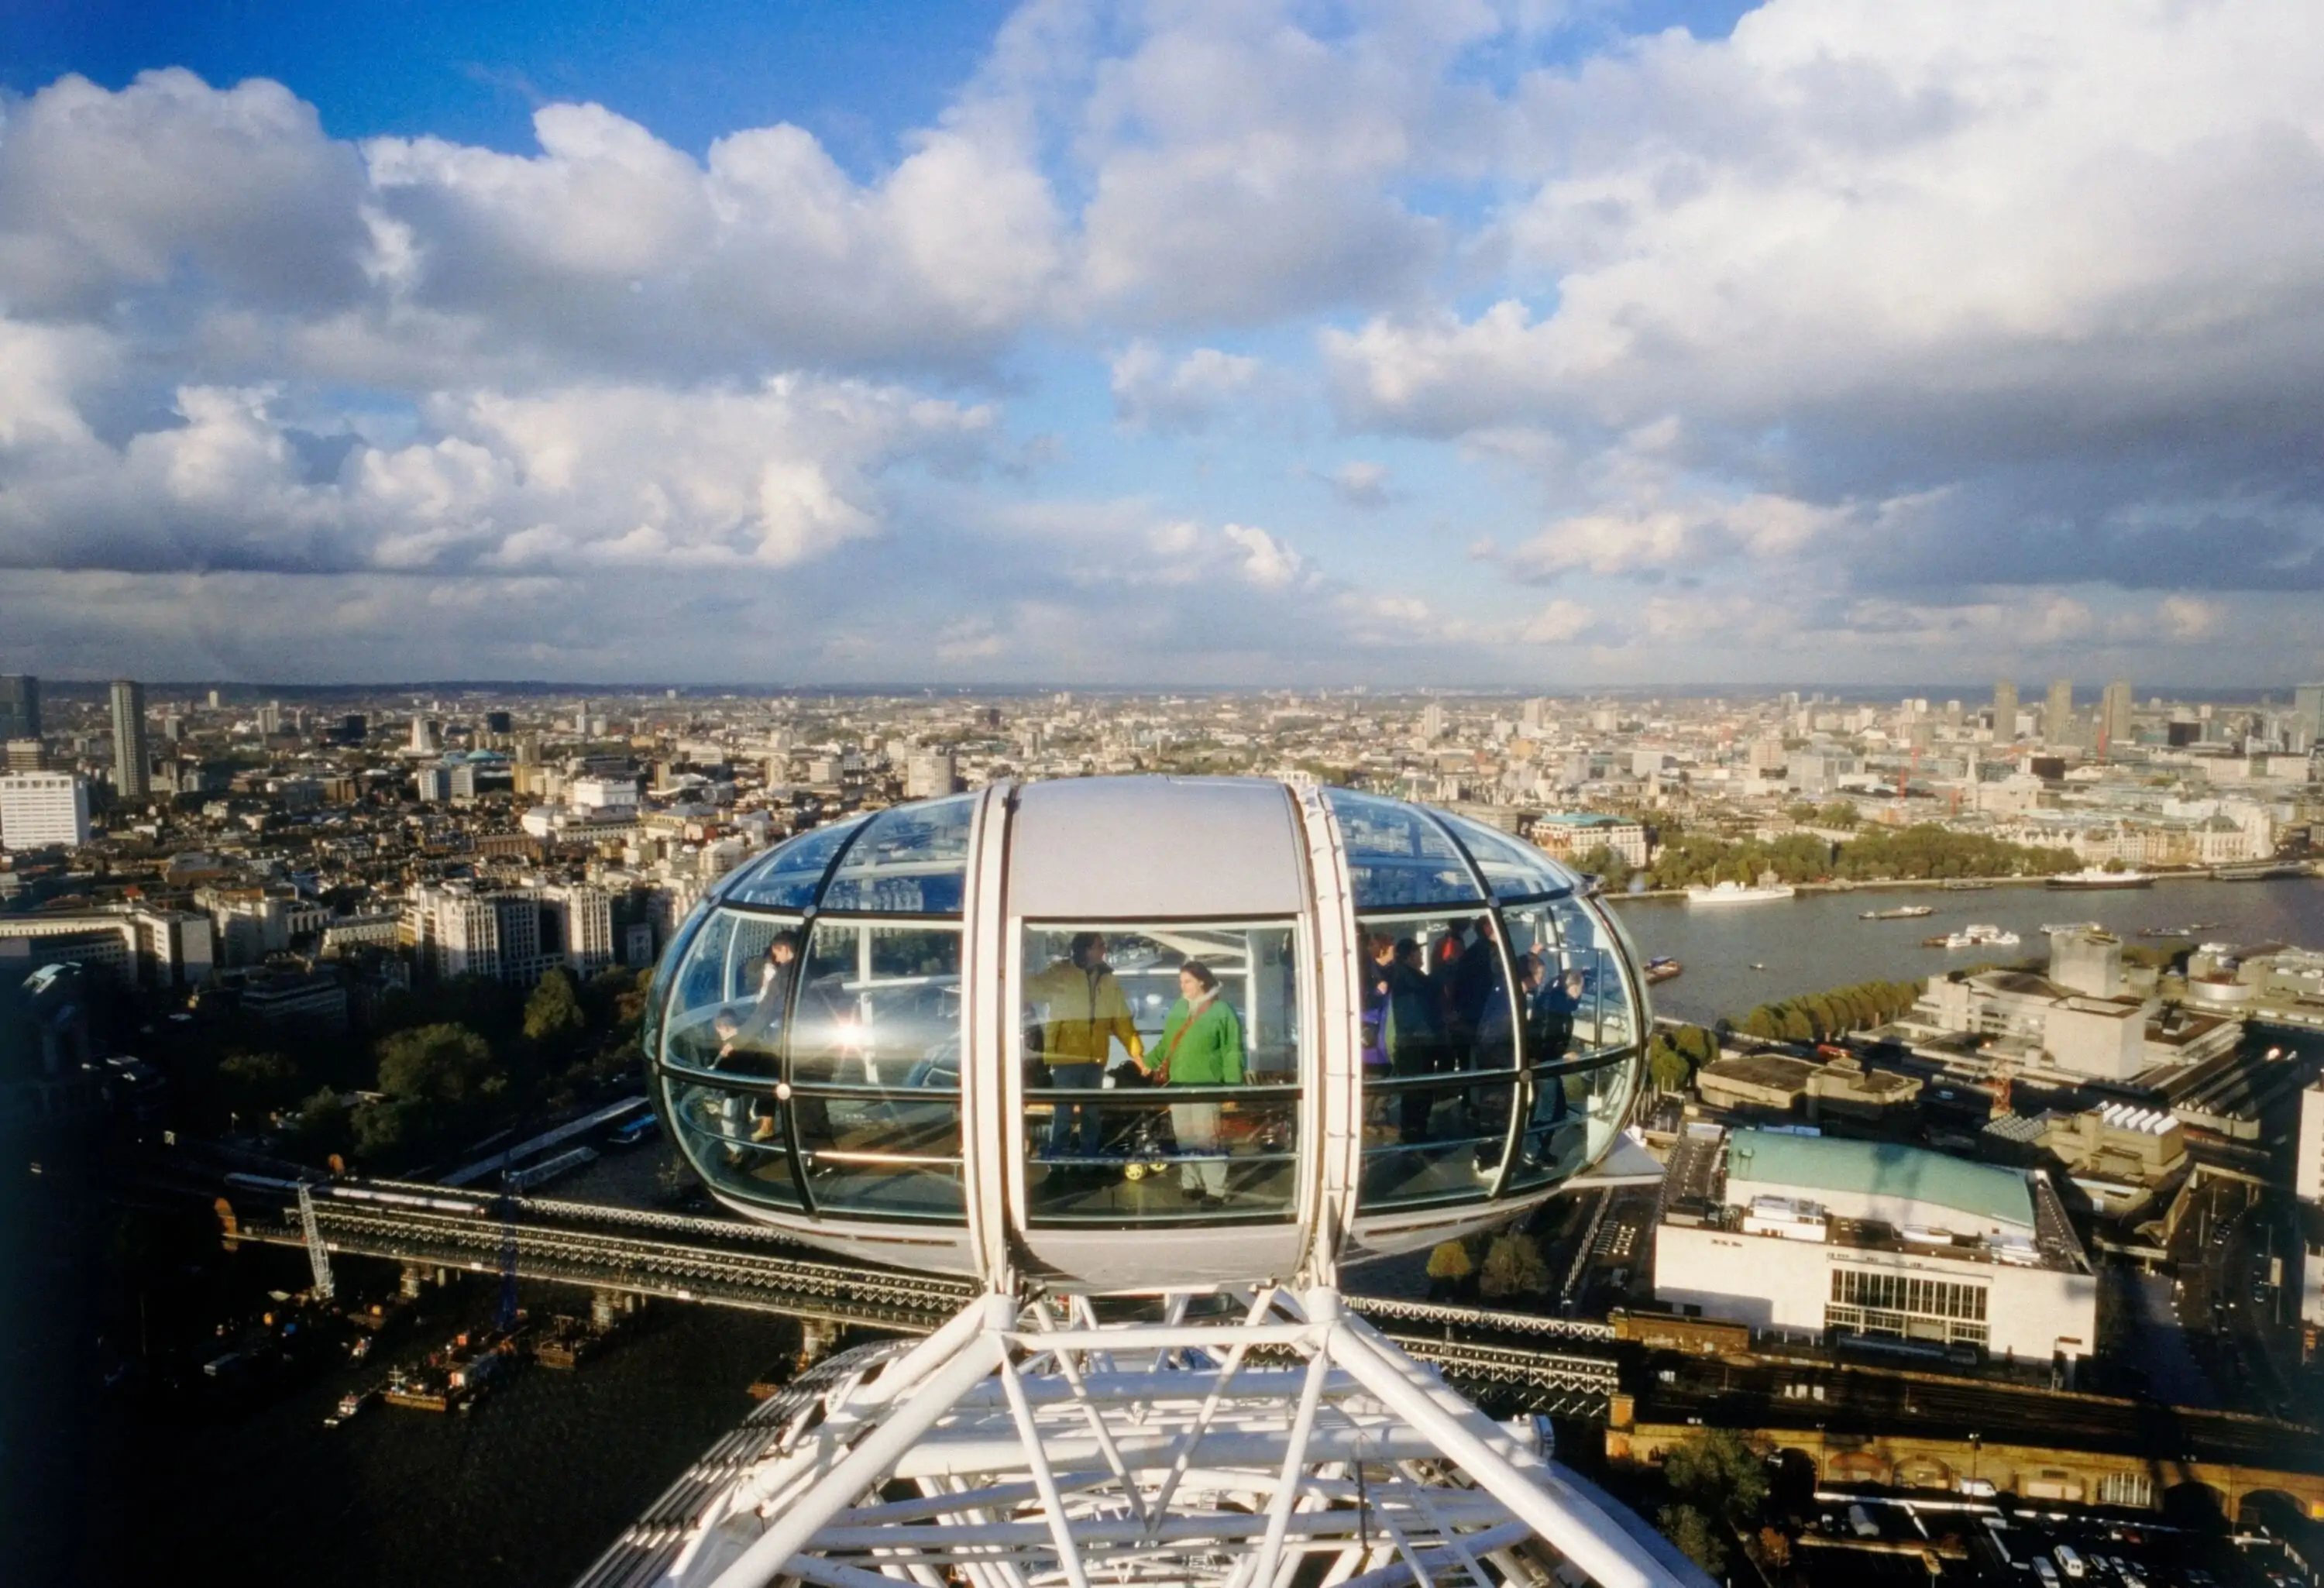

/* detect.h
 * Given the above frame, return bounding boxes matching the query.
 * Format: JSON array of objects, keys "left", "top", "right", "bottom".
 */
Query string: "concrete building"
[
  {"left": 1693, "top": 1051, "right": 1922, "bottom": 1127},
  {"left": 0, "top": 771, "right": 91, "bottom": 850},
  {"left": 1528, "top": 811, "right": 1650, "bottom": 868},
  {"left": 905, "top": 748, "right": 959, "bottom": 800},
  {"left": 1992, "top": 680, "right": 2018, "bottom": 741},
  {"left": 2045, "top": 679, "right": 2074, "bottom": 746},
  {"left": 110, "top": 679, "right": 150, "bottom": 799},
  {"left": 0, "top": 906, "right": 212, "bottom": 988},
  {"left": 2298, "top": 1081, "right": 2323, "bottom": 1205},
  {"left": 2292, "top": 683, "right": 2323, "bottom": 751},
  {"left": 541, "top": 883, "right": 615, "bottom": 976},
  {"left": 571, "top": 774, "right": 640, "bottom": 811},
  {"left": 408, "top": 714, "right": 439, "bottom": 754},
  {"left": 1654, "top": 1128, "right": 2098, "bottom": 1362},
  {"left": 0, "top": 674, "right": 40, "bottom": 742},
  {"left": 2099, "top": 679, "right": 2133, "bottom": 755},
  {"left": 4, "top": 739, "right": 43, "bottom": 772},
  {"left": 239, "top": 969, "right": 349, "bottom": 1031}
]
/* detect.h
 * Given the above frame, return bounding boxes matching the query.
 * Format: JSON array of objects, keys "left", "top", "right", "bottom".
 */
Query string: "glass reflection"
[
  {"left": 669, "top": 1077, "right": 800, "bottom": 1207},
  {"left": 789, "top": 920, "right": 964, "bottom": 1217},
  {"left": 1020, "top": 921, "right": 1301, "bottom": 1222},
  {"left": 818, "top": 796, "right": 973, "bottom": 913},
  {"left": 1325, "top": 788, "right": 1484, "bottom": 909},
  {"left": 720, "top": 815, "right": 869, "bottom": 910},
  {"left": 1437, "top": 812, "right": 1578, "bottom": 902},
  {"left": 1357, "top": 1077, "right": 1514, "bottom": 1206}
]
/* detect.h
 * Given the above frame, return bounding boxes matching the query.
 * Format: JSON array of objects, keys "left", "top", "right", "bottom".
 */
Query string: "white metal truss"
[
  {"left": 658, "top": 1286, "right": 1692, "bottom": 1588},
  {"left": 296, "top": 1179, "right": 335, "bottom": 1300}
]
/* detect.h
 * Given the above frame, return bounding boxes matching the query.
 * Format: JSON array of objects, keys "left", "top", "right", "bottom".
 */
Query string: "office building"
[
  {"left": 0, "top": 906, "right": 212, "bottom": 988},
  {"left": 110, "top": 679, "right": 150, "bottom": 799},
  {"left": 256, "top": 699, "right": 283, "bottom": 735},
  {"left": 2099, "top": 679, "right": 2133, "bottom": 754},
  {"left": 408, "top": 714, "right": 439, "bottom": 754},
  {"left": 1528, "top": 811, "right": 1650, "bottom": 868},
  {"left": 5, "top": 739, "right": 44, "bottom": 772},
  {"left": 0, "top": 771, "right": 91, "bottom": 850},
  {"left": 1992, "top": 679, "right": 2017, "bottom": 740},
  {"left": 484, "top": 710, "right": 514, "bottom": 736},
  {"left": 0, "top": 675, "right": 39, "bottom": 742},
  {"left": 2295, "top": 682, "right": 2324, "bottom": 751},
  {"left": 2044, "top": 679, "right": 2073, "bottom": 745},
  {"left": 904, "top": 748, "right": 958, "bottom": 799},
  {"left": 1654, "top": 1128, "right": 2097, "bottom": 1362},
  {"left": 571, "top": 774, "right": 639, "bottom": 811}
]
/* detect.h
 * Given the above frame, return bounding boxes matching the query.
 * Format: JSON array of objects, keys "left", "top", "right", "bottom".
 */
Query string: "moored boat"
[
  {"left": 1858, "top": 905, "right": 1934, "bottom": 920},
  {"left": 2047, "top": 868, "right": 2153, "bottom": 889},
  {"left": 1685, "top": 880, "right": 1796, "bottom": 906}
]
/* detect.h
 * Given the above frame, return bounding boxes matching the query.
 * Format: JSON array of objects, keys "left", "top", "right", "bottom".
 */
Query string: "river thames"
[{"left": 1611, "top": 875, "right": 2324, "bottom": 1026}]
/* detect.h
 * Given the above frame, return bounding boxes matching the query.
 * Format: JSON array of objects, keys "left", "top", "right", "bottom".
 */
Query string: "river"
[{"left": 1611, "top": 875, "right": 2324, "bottom": 1027}]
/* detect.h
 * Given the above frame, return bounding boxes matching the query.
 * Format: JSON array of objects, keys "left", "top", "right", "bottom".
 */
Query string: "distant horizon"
[{"left": 13, "top": 675, "right": 2316, "bottom": 705}]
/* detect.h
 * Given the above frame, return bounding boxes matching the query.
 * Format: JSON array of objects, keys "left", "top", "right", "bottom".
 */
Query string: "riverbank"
[
  {"left": 1613, "top": 864, "right": 2317, "bottom": 902},
  {"left": 1610, "top": 873, "right": 2324, "bottom": 1026}
]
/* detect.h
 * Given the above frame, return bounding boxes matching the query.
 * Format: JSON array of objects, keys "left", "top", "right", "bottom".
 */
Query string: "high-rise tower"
[
  {"left": 1992, "top": 679, "right": 2018, "bottom": 740},
  {"left": 0, "top": 675, "right": 39, "bottom": 742},
  {"left": 2045, "top": 678, "right": 2074, "bottom": 744},
  {"left": 109, "top": 679, "right": 150, "bottom": 799},
  {"left": 2100, "top": 679, "right": 2133, "bottom": 755}
]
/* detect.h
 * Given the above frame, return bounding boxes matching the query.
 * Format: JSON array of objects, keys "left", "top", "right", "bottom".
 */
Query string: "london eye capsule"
[{"left": 643, "top": 776, "right": 1650, "bottom": 1291}]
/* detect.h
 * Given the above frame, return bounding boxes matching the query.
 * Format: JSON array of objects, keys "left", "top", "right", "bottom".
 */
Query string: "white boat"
[
  {"left": 1942, "top": 923, "right": 2020, "bottom": 949},
  {"left": 1685, "top": 880, "right": 1797, "bottom": 906},
  {"left": 2046, "top": 868, "right": 2153, "bottom": 889}
]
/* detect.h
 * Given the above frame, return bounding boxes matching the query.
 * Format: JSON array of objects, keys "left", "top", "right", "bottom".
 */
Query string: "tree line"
[
  {"left": 1577, "top": 820, "right": 2078, "bottom": 892},
  {"left": 1731, "top": 978, "right": 1923, "bottom": 1044}
]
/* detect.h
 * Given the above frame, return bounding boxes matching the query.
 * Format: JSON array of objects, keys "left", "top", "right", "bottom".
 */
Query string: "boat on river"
[
  {"left": 1644, "top": 956, "right": 1682, "bottom": 983},
  {"left": 1941, "top": 923, "right": 2020, "bottom": 949},
  {"left": 1685, "top": 880, "right": 1796, "bottom": 906},
  {"left": 2047, "top": 868, "right": 2153, "bottom": 889},
  {"left": 1859, "top": 905, "right": 1935, "bottom": 920}
]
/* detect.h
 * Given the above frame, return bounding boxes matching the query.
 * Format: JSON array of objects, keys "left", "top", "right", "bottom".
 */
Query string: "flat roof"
[{"left": 1726, "top": 1128, "right": 2035, "bottom": 1230}]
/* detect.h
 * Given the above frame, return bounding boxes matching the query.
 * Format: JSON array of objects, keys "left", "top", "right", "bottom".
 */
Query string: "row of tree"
[
  {"left": 1731, "top": 978, "right": 1923, "bottom": 1043},
  {"left": 1646, "top": 1023, "right": 1719, "bottom": 1093},
  {"left": 284, "top": 964, "right": 650, "bottom": 1167},
  {"left": 1578, "top": 821, "right": 2081, "bottom": 892}
]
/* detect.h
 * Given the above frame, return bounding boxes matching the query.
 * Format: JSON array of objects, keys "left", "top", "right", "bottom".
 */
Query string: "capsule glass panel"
[
  {"left": 720, "top": 815, "right": 869, "bottom": 910},
  {"left": 661, "top": 909, "right": 803, "bottom": 1075},
  {"left": 1325, "top": 788, "right": 1484, "bottom": 909},
  {"left": 668, "top": 1076, "right": 801, "bottom": 1207},
  {"left": 1437, "top": 812, "right": 1579, "bottom": 902},
  {"left": 1019, "top": 922, "right": 1301, "bottom": 1224},
  {"left": 817, "top": 795, "right": 973, "bottom": 914},
  {"left": 789, "top": 920, "right": 964, "bottom": 1218}
]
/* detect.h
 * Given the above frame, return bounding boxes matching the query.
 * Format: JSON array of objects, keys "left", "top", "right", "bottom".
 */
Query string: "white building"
[
  {"left": 541, "top": 883, "right": 614, "bottom": 976},
  {"left": 1654, "top": 1128, "right": 2099, "bottom": 1363},
  {"left": 0, "top": 906, "right": 212, "bottom": 988},
  {"left": 904, "top": 748, "right": 958, "bottom": 800},
  {"left": 571, "top": 775, "right": 640, "bottom": 811},
  {"left": 0, "top": 771, "right": 91, "bottom": 850}
]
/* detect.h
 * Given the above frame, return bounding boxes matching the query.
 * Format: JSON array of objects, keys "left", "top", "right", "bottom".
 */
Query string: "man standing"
[{"left": 1026, "top": 933, "right": 1146, "bottom": 1167}]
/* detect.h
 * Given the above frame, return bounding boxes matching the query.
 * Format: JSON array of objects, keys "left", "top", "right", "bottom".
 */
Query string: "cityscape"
[
  {"left": 3, "top": 669, "right": 2321, "bottom": 1587},
  {"left": 9, "top": 2, "right": 2324, "bottom": 1588}
]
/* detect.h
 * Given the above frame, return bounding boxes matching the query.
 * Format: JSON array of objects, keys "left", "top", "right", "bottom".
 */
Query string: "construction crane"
[{"left": 295, "top": 1180, "right": 335, "bottom": 1301}]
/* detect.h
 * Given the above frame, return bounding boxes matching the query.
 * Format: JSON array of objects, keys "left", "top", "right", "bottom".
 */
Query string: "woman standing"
[{"left": 1150, "top": 960, "right": 1243, "bottom": 1206}]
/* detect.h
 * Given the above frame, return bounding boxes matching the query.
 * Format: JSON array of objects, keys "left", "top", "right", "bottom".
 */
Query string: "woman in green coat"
[{"left": 1149, "top": 960, "right": 1243, "bottom": 1205}]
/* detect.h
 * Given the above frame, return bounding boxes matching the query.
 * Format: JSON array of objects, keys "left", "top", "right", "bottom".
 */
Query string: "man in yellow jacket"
[{"left": 1026, "top": 933, "right": 1146, "bottom": 1167}]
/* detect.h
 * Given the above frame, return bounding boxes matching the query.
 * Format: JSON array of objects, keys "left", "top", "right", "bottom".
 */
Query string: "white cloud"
[
  {"left": 1322, "top": 460, "right": 1393, "bottom": 510},
  {"left": 1109, "top": 342, "right": 1260, "bottom": 433}
]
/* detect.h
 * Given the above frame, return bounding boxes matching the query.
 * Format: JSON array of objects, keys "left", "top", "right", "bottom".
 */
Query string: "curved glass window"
[
  {"left": 1507, "top": 1054, "right": 1641, "bottom": 1191},
  {"left": 669, "top": 1077, "right": 801, "bottom": 1207},
  {"left": 1353, "top": 909, "right": 1518, "bottom": 1208},
  {"left": 1325, "top": 788, "right": 1483, "bottom": 909},
  {"left": 720, "top": 815, "right": 869, "bottom": 910},
  {"left": 818, "top": 796, "right": 972, "bottom": 914},
  {"left": 788, "top": 920, "right": 963, "bottom": 1218},
  {"left": 1437, "top": 813, "right": 1578, "bottom": 902},
  {"left": 1019, "top": 921, "right": 1301, "bottom": 1225}
]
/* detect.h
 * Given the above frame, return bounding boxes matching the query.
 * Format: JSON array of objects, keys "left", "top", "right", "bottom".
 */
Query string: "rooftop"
[{"left": 1725, "top": 1128, "right": 2036, "bottom": 1231}]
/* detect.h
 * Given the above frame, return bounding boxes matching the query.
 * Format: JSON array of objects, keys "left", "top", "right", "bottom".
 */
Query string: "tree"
[
  {"left": 287, "top": 1085, "right": 351, "bottom": 1157},
  {"left": 524, "top": 967, "right": 586, "bottom": 1046},
  {"left": 217, "top": 1050, "right": 302, "bottom": 1111},
  {"left": 1658, "top": 1505, "right": 1726, "bottom": 1576},
  {"left": 350, "top": 1098, "right": 411, "bottom": 1161},
  {"left": 1662, "top": 1426, "right": 1770, "bottom": 1524},
  {"left": 1577, "top": 844, "right": 1631, "bottom": 892},
  {"left": 376, "top": 1023, "right": 497, "bottom": 1105},
  {"left": 1425, "top": 1239, "right": 1475, "bottom": 1297},
  {"left": 1648, "top": 1037, "right": 1693, "bottom": 1095},
  {"left": 1477, "top": 1232, "right": 1550, "bottom": 1299},
  {"left": 1815, "top": 800, "right": 1860, "bottom": 830}
]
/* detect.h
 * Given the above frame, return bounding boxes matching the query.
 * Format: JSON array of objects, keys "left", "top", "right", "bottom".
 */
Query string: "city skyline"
[{"left": 7, "top": 2, "right": 2324, "bottom": 686}]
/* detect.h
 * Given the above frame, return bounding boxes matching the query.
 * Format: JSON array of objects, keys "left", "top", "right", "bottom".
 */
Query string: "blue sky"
[{"left": 2, "top": 1, "right": 2320, "bottom": 686}]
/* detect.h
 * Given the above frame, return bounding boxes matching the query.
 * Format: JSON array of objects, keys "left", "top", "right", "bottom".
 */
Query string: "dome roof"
[{"left": 646, "top": 777, "right": 1648, "bottom": 1291}]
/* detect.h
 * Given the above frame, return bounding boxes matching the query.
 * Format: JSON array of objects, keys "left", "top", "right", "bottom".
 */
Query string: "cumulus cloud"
[
  {"left": 0, "top": 353, "right": 993, "bottom": 576},
  {"left": 1327, "top": 0, "right": 2324, "bottom": 607},
  {"left": 1109, "top": 342, "right": 1260, "bottom": 433}
]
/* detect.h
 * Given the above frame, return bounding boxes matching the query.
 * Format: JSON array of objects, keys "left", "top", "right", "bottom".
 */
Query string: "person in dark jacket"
[{"left": 1384, "top": 937, "right": 1446, "bottom": 1143}]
